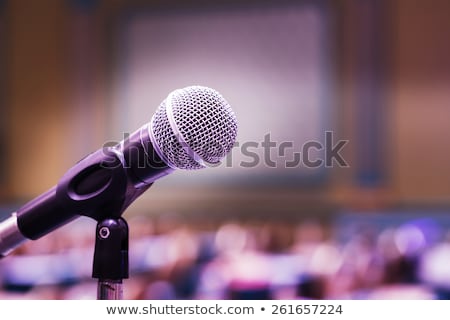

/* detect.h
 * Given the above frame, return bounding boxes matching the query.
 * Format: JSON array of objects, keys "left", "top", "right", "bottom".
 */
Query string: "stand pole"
[
  {"left": 98, "top": 280, "right": 123, "bottom": 300},
  {"left": 92, "top": 218, "right": 129, "bottom": 300}
]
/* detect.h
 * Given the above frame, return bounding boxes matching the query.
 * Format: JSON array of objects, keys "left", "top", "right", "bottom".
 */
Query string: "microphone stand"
[
  {"left": 92, "top": 217, "right": 129, "bottom": 300},
  {"left": 0, "top": 138, "right": 165, "bottom": 299}
]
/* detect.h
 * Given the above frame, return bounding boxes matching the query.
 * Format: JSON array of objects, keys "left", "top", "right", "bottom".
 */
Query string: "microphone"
[{"left": 0, "top": 86, "right": 237, "bottom": 257}]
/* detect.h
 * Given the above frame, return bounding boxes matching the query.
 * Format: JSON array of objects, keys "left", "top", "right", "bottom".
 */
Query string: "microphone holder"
[
  {"left": 92, "top": 217, "right": 129, "bottom": 300},
  {"left": 7, "top": 143, "right": 158, "bottom": 299}
]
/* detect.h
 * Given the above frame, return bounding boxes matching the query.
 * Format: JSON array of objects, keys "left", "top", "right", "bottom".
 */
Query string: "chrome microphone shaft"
[{"left": 0, "top": 214, "right": 27, "bottom": 258}]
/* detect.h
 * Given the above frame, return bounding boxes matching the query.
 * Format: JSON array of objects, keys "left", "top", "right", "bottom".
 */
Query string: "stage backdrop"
[{"left": 111, "top": 1, "right": 333, "bottom": 188}]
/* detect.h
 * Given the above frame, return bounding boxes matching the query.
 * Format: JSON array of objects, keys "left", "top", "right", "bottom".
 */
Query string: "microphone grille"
[{"left": 150, "top": 86, "right": 237, "bottom": 170}]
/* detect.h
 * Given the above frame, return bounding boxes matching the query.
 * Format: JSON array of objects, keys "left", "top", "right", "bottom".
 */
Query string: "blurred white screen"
[{"left": 113, "top": 3, "right": 331, "bottom": 187}]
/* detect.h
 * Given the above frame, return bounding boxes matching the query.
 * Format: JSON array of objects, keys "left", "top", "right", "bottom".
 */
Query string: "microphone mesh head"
[{"left": 150, "top": 86, "right": 237, "bottom": 170}]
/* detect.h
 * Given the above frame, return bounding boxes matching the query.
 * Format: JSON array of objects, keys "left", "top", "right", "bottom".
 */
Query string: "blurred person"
[
  {"left": 419, "top": 232, "right": 450, "bottom": 299},
  {"left": 329, "top": 227, "right": 385, "bottom": 299},
  {"left": 196, "top": 222, "right": 272, "bottom": 299},
  {"left": 379, "top": 224, "right": 427, "bottom": 284},
  {"left": 165, "top": 226, "right": 202, "bottom": 299},
  {"left": 291, "top": 220, "right": 341, "bottom": 299}
]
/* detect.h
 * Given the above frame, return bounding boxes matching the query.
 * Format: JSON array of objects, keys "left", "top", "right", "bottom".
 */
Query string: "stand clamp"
[{"left": 92, "top": 218, "right": 129, "bottom": 300}]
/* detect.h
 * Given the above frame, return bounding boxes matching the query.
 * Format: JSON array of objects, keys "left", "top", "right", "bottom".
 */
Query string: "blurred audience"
[{"left": 0, "top": 212, "right": 449, "bottom": 300}]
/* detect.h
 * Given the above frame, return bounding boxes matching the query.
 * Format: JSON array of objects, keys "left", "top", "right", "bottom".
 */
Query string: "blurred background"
[{"left": 0, "top": 0, "right": 449, "bottom": 299}]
